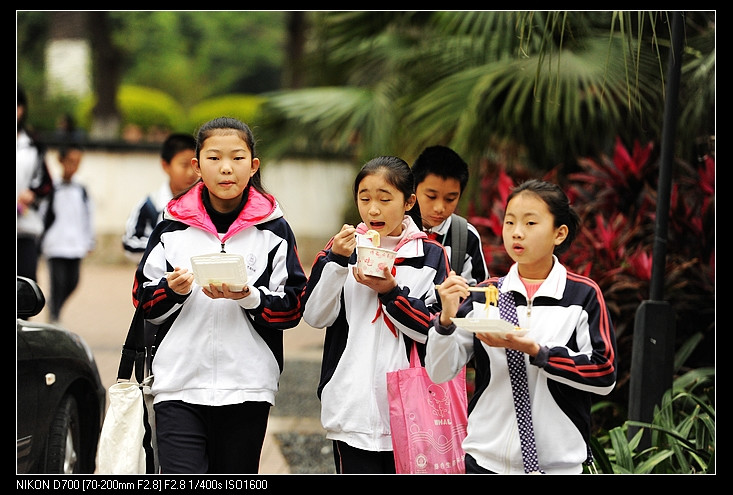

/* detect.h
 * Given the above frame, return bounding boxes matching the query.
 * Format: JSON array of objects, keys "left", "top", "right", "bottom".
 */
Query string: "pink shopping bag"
[{"left": 387, "top": 342, "right": 468, "bottom": 474}]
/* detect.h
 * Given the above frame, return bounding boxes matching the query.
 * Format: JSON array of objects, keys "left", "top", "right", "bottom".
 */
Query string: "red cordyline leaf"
[
  {"left": 576, "top": 154, "right": 627, "bottom": 189},
  {"left": 689, "top": 215, "right": 703, "bottom": 234},
  {"left": 669, "top": 182, "right": 679, "bottom": 207},
  {"left": 699, "top": 154, "right": 715, "bottom": 196},
  {"left": 479, "top": 175, "right": 494, "bottom": 213},
  {"left": 592, "top": 213, "right": 619, "bottom": 262},
  {"left": 468, "top": 214, "right": 504, "bottom": 238},
  {"left": 488, "top": 214, "right": 503, "bottom": 237},
  {"left": 565, "top": 185, "right": 582, "bottom": 205},
  {"left": 627, "top": 247, "right": 652, "bottom": 281},
  {"left": 572, "top": 159, "right": 621, "bottom": 184},
  {"left": 497, "top": 168, "right": 515, "bottom": 205},
  {"left": 669, "top": 184, "right": 690, "bottom": 221},
  {"left": 574, "top": 262, "right": 593, "bottom": 278},
  {"left": 613, "top": 136, "right": 653, "bottom": 179},
  {"left": 669, "top": 183, "right": 705, "bottom": 237},
  {"left": 599, "top": 265, "right": 628, "bottom": 282},
  {"left": 702, "top": 196, "right": 713, "bottom": 217}
]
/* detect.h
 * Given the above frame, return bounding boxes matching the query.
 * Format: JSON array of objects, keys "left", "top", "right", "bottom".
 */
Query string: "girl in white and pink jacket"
[{"left": 134, "top": 117, "right": 307, "bottom": 474}]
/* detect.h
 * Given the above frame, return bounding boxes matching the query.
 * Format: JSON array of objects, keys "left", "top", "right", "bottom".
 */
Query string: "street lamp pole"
[{"left": 627, "top": 11, "right": 684, "bottom": 448}]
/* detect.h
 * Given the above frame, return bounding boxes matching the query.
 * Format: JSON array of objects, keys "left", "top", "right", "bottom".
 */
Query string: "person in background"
[
  {"left": 17, "top": 85, "right": 53, "bottom": 281},
  {"left": 412, "top": 145, "right": 488, "bottom": 286},
  {"left": 53, "top": 113, "right": 87, "bottom": 143},
  {"left": 412, "top": 145, "right": 490, "bottom": 399},
  {"left": 426, "top": 179, "right": 617, "bottom": 474},
  {"left": 300, "top": 156, "right": 449, "bottom": 474},
  {"left": 38, "top": 143, "right": 95, "bottom": 324},
  {"left": 133, "top": 117, "right": 307, "bottom": 474},
  {"left": 122, "top": 133, "right": 197, "bottom": 262},
  {"left": 122, "top": 133, "right": 198, "bottom": 368}
]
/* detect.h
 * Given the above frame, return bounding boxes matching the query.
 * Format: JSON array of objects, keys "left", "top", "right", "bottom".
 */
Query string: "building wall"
[{"left": 44, "top": 147, "right": 355, "bottom": 264}]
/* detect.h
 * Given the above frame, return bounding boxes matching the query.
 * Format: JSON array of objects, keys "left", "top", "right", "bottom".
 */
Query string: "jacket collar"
[
  {"left": 502, "top": 255, "right": 567, "bottom": 300},
  {"left": 355, "top": 216, "right": 428, "bottom": 254},
  {"left": 165, "top": 181, "right": 281, "bottom": 241}
]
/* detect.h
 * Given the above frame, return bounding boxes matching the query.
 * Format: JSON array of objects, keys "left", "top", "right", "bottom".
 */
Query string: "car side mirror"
[{"left": 17, "top": 276, "right": 45, "bottom": 319}]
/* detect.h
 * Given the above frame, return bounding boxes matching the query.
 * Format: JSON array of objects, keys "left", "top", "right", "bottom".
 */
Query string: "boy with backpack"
[
  {"left": 121, "top": 133, "right": 197, "bottom": 372},
  {"left": 412, "top": 146, "right": 489, "bottom": 399},
  {"left": 412, "top": 145, "right": 488, "bottom": 285},
  {"left": 121, "top": 133, "right": 197, "bottom": 262}
]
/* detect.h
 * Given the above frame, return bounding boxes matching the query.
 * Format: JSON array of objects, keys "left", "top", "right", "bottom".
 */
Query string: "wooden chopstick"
[{"left": 434, "top": 285, "right": 490, "bottom": 291}]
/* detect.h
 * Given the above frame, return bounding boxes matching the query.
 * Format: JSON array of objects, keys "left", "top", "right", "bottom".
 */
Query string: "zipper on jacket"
[
  {"left": 220, "top": 242, "right": 226, "bottom": 253},
  {"left": 527, "top": 298, "right": 533, "bottom": 318}
]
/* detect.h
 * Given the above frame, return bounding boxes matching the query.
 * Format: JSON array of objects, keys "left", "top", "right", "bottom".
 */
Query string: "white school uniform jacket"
[
  {"left": 425, "top": 257, "right": 617, "bottom": 474},
  {"left": 134, "top": 182, "right": 307, "bottom": 407},
  {"left": 425, "top": 214, "right": 489, "bottom": 286},
  {"left": 301, "top": 217, "right": 450, "bottom": 452},
  {"left": 16, "top": 129, "right": 51, "bottom": 238},
  {"left": 39, "top": 178, "right": 95, "bottom": 259}
]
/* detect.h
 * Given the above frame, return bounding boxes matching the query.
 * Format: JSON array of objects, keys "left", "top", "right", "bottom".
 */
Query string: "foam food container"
[
  {"left": 191, "top": 253, "right": 248, "bottom": 292},
  {"left": 356, "top": 245, "right": 397, "bottom": 278}
]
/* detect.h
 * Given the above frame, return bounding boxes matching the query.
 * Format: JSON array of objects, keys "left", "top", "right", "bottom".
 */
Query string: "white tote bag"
[{"left": 96, "top": 381, "right": 149, "bottom": 474}]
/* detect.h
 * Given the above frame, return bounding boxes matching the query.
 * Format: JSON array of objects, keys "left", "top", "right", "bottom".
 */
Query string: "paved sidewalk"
[{"left": 35, "top": 259, "right": 328, "bottom": 475}]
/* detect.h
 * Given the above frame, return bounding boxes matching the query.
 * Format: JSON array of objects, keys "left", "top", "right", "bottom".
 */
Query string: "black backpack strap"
[
  {"left": 450, "top": 214, "right": 468, "bottom": 274},
  {"left": 42, "top": 188, "right": 56, "bottom": 232},
  {"left": 117, "top": 302, "right": 147, "bottom": 383}
]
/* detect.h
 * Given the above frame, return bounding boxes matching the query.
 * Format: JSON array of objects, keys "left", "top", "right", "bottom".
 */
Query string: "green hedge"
[
  {"left": 74, "top": 86, "right": 266, "bottom": 138},
  {"left": 78, "top": 85, "right": 187, "bottom": 133},
  {"left": 186, "top": 94, "right": 267, "bottom": 134}
]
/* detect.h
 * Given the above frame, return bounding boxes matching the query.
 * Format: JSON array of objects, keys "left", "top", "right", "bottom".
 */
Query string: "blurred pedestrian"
[
  {"left": 17, "top": 85, "right": 53, "bottom": 281},
  {"left": 53, "top": 112, "right": 87, "bottom": 143},
  {"left": 39, "top": 143, "right": 95, "bottom": 324},
  {"left": 122, "top": 133, "right": 197, "bottom": 262}
]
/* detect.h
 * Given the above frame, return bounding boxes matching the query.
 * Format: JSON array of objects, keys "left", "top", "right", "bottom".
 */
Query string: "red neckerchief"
[{"left": 372, "top": 299, "right": 398, "bottom": 338}]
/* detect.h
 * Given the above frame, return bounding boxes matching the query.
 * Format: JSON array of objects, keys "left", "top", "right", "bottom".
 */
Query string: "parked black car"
[{"left": 16, "top": 276, "right": 106, "bottom": 474}]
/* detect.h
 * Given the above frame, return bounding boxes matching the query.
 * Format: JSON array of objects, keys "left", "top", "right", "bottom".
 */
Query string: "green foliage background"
[{"left": 17, "top": 11, "right": 285, "bottom": 135}]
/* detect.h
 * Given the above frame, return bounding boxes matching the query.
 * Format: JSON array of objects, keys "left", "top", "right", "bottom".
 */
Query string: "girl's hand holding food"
[
  {"left": 167, "top": 267, "right": 194, "bottom": 295},
  {"left": 332, "top": 224, "right": 357, "bottom": 258},
  {"left": 203, "top": 283, "right": 249, "bottom": 300},
  {"left": 435, "top": 271, "right": 470, "bottom": 325},
  {"left": 352, "top": 265, "right": 397, "bottom": 294}
]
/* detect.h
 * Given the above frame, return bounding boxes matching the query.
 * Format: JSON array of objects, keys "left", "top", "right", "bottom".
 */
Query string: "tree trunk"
[
  {"left": 283, "top": 11, "right": 307, "bottom": 89},
  {"left": 87, "top": 11, "right": 122, "bottom": 140}
]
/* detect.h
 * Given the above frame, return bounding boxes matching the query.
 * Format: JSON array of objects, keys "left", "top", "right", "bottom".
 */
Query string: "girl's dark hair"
[
  {"left": 353, "top": 156, "right": 423, "bottom": 230},
  {"left": 506, "top": 179, "right": 579, "bottom": 255},
  {"left": 194, "top": 117, "right": 270, "bottom": 200}
]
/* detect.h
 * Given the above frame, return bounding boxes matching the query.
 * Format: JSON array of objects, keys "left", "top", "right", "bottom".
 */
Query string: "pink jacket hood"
[
  {"left": 165, "top": 181, "right": 281, "bottom": 243},
  {"left": 355, "top": 215, "right": 427, "bottom": 252}
]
